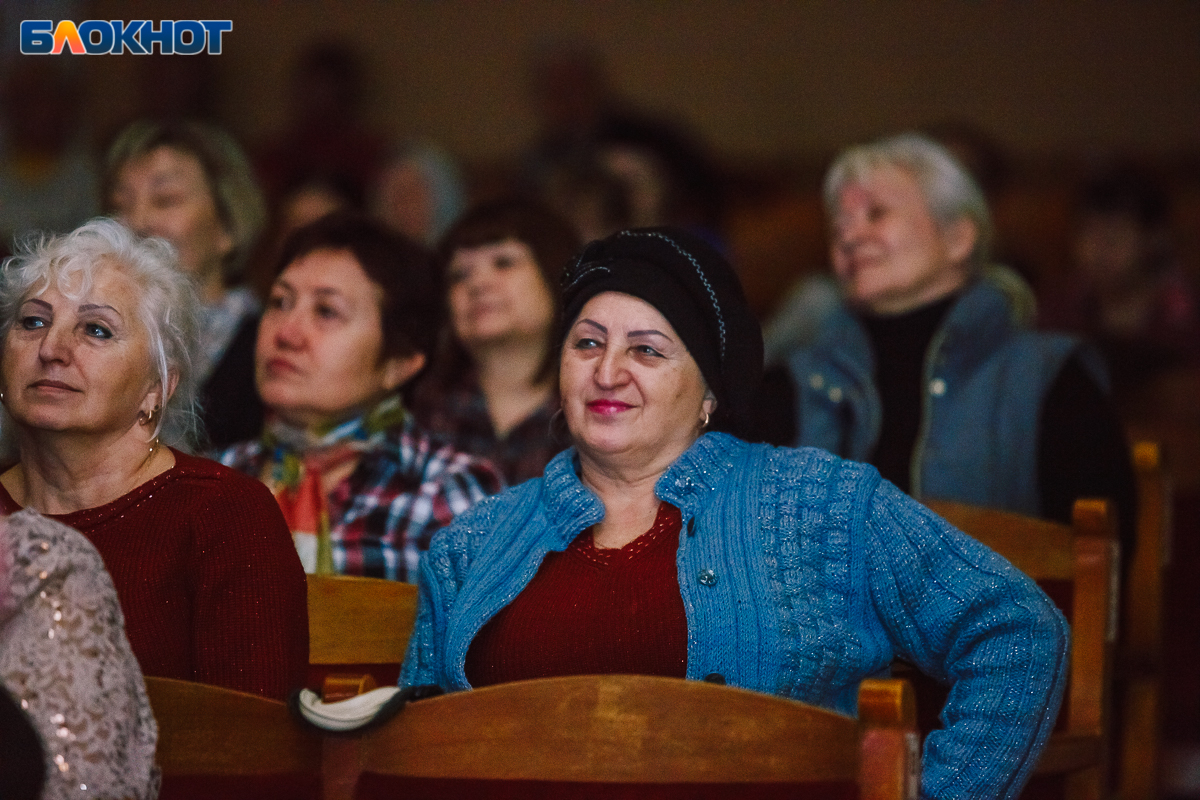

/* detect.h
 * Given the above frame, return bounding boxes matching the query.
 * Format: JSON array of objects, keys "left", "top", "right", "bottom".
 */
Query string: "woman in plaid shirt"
[{"left": 215, "top": 214, "right": 503, "bottom": 582}]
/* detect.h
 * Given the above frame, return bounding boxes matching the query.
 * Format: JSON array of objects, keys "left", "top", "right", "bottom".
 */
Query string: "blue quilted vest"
[{"left": 787, "top": 275, "right": 1105, "bottom": 514}]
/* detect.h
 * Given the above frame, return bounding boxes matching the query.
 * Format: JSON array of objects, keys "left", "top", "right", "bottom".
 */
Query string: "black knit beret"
[{"left": 559, "top": 227, "right": 763, "bottom": 439}]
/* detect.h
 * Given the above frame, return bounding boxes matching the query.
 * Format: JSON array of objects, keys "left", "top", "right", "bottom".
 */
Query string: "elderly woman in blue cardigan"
[{"left": 401, "top": 227, "right": 1069, "bottom": 799}]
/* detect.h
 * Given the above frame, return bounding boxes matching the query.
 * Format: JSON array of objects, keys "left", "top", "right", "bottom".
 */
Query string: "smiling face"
[
  {"left": 110, "top": 145, "right": 234, "bottom": 288},
  {"left": 829, "top": 165, "right": 976, "bottom": 315},
  {"left": 1, "top": 261, "right": 162, "bottom": 440},
  {"left": 256, "top": 248, "right": 423, "bottom": 431},
  {"left": 560, "top": 291, "right": 715, "bottom": 475},
  {"left": 446, "top": 239, "right": 555, "bottom": 351}
]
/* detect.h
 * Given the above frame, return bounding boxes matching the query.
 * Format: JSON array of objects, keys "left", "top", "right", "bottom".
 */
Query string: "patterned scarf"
[{"left": 260, "top": 395, "right": 407, "bottom": 574}]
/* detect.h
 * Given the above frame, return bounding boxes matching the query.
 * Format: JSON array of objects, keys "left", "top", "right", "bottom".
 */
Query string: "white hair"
[
  {"left": 0, "top": 218, "right": 202, "bottom": 452},
  {"left": 823, "top": 132, "right": 994, "bottom": 271}
]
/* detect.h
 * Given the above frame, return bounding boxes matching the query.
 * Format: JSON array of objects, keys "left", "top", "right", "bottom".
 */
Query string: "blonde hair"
[{"left": 104, "top": 120, "right": 266, "bottom": 281}]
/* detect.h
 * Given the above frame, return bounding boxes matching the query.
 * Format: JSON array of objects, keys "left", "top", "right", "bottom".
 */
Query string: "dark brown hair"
[
  {"left": 275, "top": 213, "right": 440, "bottom": 363},
  {"left": 433, "top": 197, "right": 582, "bottom": 383}
]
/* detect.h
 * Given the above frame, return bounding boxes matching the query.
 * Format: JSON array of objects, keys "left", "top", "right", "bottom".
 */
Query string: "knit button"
[
  {"left": 703, "top": 673, "right": 726, "bottom": 685},
  {"left": 929, "top": 378, "right": 947, "bottom": 396},
  {"left": 808, "top": 373, "right": 824, "bottom": 390},
  {"left": 687, "top": 517, "right": 696, "bottom": 536},
  {"left": 697, "top": 569, "right": 718, "bottom": 587},
  {"left": 828, "top": 387, "right": 843, "bottom": 403}
]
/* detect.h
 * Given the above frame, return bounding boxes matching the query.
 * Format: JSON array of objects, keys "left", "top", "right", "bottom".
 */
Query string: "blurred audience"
[
  {"left": 522, "top": 44, "right": 725, "bottom": 242},
  {"left": 256, "top": 41, "right": 386, "bottom": 212},
  {"left": 775, "top": 133, "right": 1136, "bottom": 559},
  {"left": 215, "top": 214, "right": 503, "bottom": 581},
  {"left": 412, "top": 198, "right": 582, "bottom": 484},
  {"left": 106, "top": 119, "right": 268, "bottom": 449},
  {"left": 1039, "top": 165, "right": 1200, "bottom": 393},
  {"left": 0, "top": 62, "right": 98, "bottom": 250},
  {"left": 371, "top": 141, "right": 466, "bottom": 246},
  {"left": 1, "top": 510, "right": 159, "bottom": 800},
  {"left": 0, "top": 219, "right": 308, "bottom": 700}
]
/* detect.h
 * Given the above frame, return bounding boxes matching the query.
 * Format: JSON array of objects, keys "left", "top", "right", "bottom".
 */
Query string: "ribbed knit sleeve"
[
  {"left": 862, "top": 479, "right": 1069, "bottom": 800},
  {"left": 186, "top": 467, "right": 310, "bottom": 700}
]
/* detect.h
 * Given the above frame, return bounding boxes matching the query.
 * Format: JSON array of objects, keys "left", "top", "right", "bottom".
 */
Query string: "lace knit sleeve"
[{"left": 0, "top": 510, "right": 159, "bottom": 800}]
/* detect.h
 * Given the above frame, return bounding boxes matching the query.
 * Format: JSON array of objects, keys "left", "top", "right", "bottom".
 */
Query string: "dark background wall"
[{"left": 80, "top": 1, "right": 1200, "bottom": 165}]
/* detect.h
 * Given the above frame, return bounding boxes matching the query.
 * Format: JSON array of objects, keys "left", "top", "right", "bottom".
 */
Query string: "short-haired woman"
[
  {"left": 216, "top": 214, "right": 503, "bottom": 580},
  {"left": 0, "top": 218, "right": 308, "bottom": 699},
  {"left": 106, "top": 119, "right": 268, "bottom": 448},
  {"left": 411, "top": 197, "right": 581, "bottom": 484},
  {"left": 782, "top": 132, "right": 1136, "bottom": 559},
  {"left": 402, "top": 227, "right": 1069, "bottom": 799}
]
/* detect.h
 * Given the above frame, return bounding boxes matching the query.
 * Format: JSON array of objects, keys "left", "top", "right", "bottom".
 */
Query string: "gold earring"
[{"left": 701, "top": 411, "right": 710, "bottom": 429}]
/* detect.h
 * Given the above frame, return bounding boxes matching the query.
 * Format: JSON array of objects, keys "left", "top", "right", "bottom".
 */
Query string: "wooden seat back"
[
  {"left": 146, "top": 676, "right": 324, "bottom": 799},
  {"left": 349, "top": 675, "right": 918, "bottom": 800},
  {"left": 307, "top": 575, "right": 419, "bottom": 667},
  {"left": 926, "top": 498, "right": 1118, "bottom": 800}
]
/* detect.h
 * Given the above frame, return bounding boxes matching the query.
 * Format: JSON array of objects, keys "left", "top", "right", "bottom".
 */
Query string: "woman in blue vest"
[
  {"left": 784, "top": 133, "right": 1135, "bottom": 561},
  {"left": 401, "top": 227, "right": 1069, "bottom": 799}
]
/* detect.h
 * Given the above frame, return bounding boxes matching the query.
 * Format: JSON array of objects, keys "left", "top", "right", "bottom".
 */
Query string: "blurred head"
[
  {"left": 0, "top": 219, "right": 201, "bottom": 454},
  {"left": 105, "top": 120, "right": 266, "bottom": 286},
  {"left": 436, "top": 198, "right": 581, "bottom": 381},
  {"left": 1073, "top": 167, "right": 1170, "bottom": 292},
  {"left": 257, "top": 214, "right": 437, "bottom": 429},
  {"left": 371, "top": 143, "right": 465, "bottom": 246},
  {"left": 824, "top": 133, "right": 991, "bottom": 315},
  {"left": 559, "top": 227, "right": 763, "bottom": 443}
]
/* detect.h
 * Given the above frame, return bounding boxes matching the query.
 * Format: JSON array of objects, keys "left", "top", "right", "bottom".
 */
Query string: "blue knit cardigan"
[{"left": 401, "top": 432, "right": 1069, "bottom": 799}]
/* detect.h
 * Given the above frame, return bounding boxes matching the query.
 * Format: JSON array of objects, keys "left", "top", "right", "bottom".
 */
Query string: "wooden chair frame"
[
  {"left": 927, "top": 498, "right": 1118, "bottom": 800},
  {"left": 307, "top": 574, "right": 418, "bottom": 669},
  {"left": 1117, "top": 441, "right": 1171, "bottom": 799},
  {"left": 332, "top": 674, "right": 919, "bottom": 800},
  {"left": 146, "top": 676, "right": 323, "bottom": 777}
]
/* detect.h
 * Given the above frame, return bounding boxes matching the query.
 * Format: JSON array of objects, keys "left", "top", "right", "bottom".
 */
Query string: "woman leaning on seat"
[
  {"left": 215, "top": 213, "right": 503, "bottom": 581},
  {"left": 105, "top": 119, "right": 268, "bottom": 449},
  {"left": 0, "top": 219, "right": 307, "bottom": 700},
  {"left": 401, "top": 228, "right": 1070, "bottom": 799}
]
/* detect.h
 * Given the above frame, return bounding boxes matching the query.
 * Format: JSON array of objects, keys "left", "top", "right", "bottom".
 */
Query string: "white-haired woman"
[
  {"left": 0, "top": 219, "right": 308, "bottom": 700},
  {"left": 784, "top": 132, "right": 1136, "bottom": 559}
]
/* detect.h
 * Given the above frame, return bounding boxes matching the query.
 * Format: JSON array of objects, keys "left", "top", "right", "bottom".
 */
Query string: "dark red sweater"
[
  {"left": 466, "top": 502, "right": 687, "bottom": 687},
  {"left": 0, "top": 450, "right": 309, "bottom": 700}
]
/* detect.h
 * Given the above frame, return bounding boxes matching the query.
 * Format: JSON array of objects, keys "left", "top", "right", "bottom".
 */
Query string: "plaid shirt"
[
  {"left": 411, "top": 370, "right": 564, "bottom": 486},
  {"left": 215, "top": 416, "right": 504, "bottom": 582}
]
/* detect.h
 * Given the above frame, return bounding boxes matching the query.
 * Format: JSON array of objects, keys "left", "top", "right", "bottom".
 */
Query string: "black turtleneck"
[{"left": 860, "top": 295, "right": 957, "bottom": 493}]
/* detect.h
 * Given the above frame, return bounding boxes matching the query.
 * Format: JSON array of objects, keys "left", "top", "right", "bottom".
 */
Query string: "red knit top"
[
  {"left": 465, "top": 502, "right": 687, "bottom": 687},
  {"left": 0, "top": 450, "right": 309, "bottom": 700}
]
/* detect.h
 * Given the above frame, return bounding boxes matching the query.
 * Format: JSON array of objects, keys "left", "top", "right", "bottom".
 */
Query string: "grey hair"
[
  {"left": 823, "top": 132, "right": 994, "bottom": 271},
  {"left": 0, "top": 218, "right": 202, "bottom": 453}
]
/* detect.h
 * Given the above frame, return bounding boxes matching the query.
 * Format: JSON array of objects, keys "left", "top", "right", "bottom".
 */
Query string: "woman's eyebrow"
[
  {"left": 79, "top": 303, "right": 123, "bottom": 317},
  {"left": 576, "top": 318, "right": 607, "bottom": 334},
  {"left": 628, "top": 329, "right": 670, "bottom": 340},
  {"left": 21, "top": 298, "right": 52, "bottom": 312}
]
